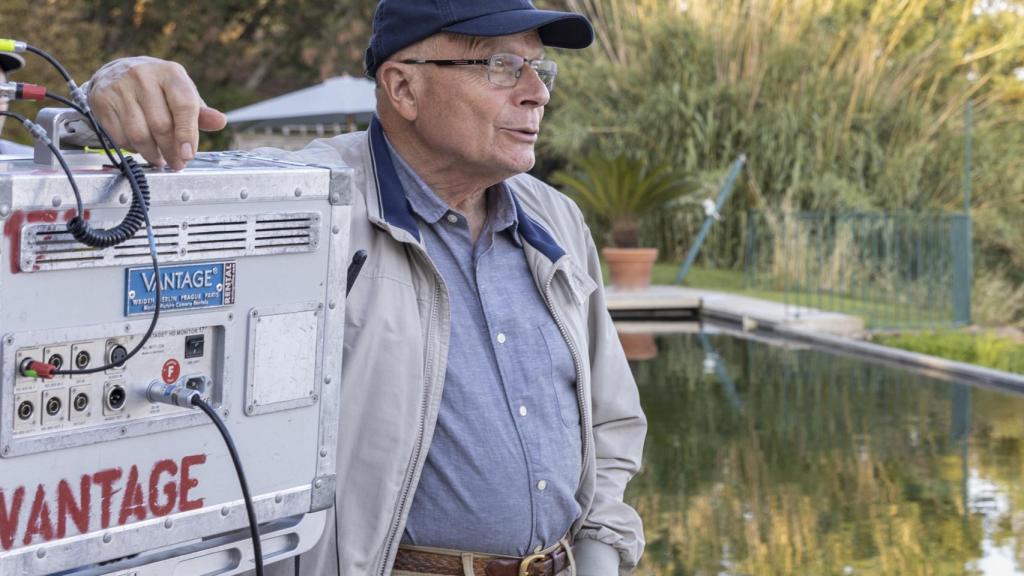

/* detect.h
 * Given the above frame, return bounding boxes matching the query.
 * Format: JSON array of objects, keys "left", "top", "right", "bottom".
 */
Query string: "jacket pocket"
[{"left": 538, "top": 323, "right": 581, "bottom": 429}]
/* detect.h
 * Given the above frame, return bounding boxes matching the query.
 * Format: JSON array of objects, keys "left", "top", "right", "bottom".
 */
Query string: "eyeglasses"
[{"left": 399, "top": 53, "right": 558, "bottom": 91}]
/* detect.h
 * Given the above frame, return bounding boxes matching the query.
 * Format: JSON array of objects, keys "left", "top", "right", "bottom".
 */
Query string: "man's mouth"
[{"left": 502, "top": 127, "right": 539, "bottom": 139}]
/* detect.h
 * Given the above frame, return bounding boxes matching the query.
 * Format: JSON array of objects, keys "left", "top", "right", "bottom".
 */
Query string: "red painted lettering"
[
  {"left": 118, "top": 465, "right": 146, "bottom": 525},
  {"left": 0, "top": 487, "right": 25, "bottom": 551},
  {"left": 92, "top": 468, "right": 122, "bottom": 529},
  {"left": 1, "top": 453, "right": 206, "bottom": 550},
  {"left": 22, "top": 486, "right": 53, "bottom": 546},
  {"left": 148, "top": 459, "right": 179, "bottom": 517},
  {"left": 57, "top": 476, "right": 90, "bottom": 539},
  {"left": 179, "top": 454, "right": 206, "bottom": 512}
]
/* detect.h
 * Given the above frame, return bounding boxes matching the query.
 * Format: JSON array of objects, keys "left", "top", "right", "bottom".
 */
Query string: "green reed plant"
[{"left": 542, "top": 0, "right": 1024, "bottom": 324}]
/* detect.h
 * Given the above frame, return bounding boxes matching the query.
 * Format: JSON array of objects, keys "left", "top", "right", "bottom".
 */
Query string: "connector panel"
[{"left": 5, "top": 324, "right": 224, "bottom": 447}]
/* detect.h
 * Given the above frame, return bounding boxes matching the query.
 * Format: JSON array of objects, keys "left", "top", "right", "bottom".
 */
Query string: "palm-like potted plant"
[{"left": 552, "top": 153, "right": 692, "bottom": 290}]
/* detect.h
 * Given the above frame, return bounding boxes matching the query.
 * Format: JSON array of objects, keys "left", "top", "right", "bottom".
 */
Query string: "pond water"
[{"left": 623, "top": 327, "right": 1024, "bottom": 576}]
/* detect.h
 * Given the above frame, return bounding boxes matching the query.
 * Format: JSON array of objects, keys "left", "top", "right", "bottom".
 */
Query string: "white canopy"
[{"left": 226, "top": 75, "right": 377, "bottom": 130}]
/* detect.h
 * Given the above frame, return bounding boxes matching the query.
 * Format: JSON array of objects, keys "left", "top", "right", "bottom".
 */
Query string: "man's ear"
[{"left": 377, "top": 63, "right": 419, "bottom": 122}]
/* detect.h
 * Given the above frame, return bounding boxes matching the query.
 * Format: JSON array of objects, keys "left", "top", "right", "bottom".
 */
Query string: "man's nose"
[{"left": 514, "top": 65, "right": 550, "bottom": 108}]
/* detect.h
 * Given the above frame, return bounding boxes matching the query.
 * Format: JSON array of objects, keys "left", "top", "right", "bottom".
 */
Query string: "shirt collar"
[{"left": 384, "top": 132, "right": 521, "bottom": 245}]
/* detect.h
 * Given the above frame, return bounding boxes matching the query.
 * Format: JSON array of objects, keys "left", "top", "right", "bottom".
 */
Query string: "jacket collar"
[{"left": 367, "top": 115, "right": 565, "bottom": 263}]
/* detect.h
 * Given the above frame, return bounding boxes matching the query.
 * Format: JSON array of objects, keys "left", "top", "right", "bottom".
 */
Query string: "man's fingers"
[
  {"left": 87, "top": 57, "right": 207, "bottom": 170},
  {"left": 155, "top": 78, "right": 200, "bottom": 170},
  {"left": 116, "top": 92, "right": 165, "bottom": 167},
  {"left": 138, "top": 81, "right": 182, "bottom": 170},
  {"left": 90, "top": 96, "right": 127, "bottom": 155},
  {"left": 198, "top": 106, "right": 228, "bottom": 133}
]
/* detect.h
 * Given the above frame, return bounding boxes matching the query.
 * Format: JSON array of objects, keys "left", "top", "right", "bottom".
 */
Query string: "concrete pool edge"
[
  {"left": 606, "top": 284, "right": 1024, "bottom": 392},
  {"left": 606, "top": 285, "right": 865, "bottom": 338}
]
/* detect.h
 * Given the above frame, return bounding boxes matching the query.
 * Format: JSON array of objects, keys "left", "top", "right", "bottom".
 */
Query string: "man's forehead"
[{"left": 442, "top": 31, "right": 544, "bottom": 56}]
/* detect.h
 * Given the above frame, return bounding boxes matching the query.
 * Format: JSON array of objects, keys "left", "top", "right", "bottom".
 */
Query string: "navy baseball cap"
[{"left": 365, "top": 0, "right": 594, "bottom": 78}]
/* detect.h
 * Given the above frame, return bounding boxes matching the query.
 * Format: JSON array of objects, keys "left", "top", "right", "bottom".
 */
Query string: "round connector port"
[
  {"left": 108, "top": 345, "right": 129, "bottom": 367},
  {"left": 75, "top": 350, "right": 91, "bottom": 370},
  {"left": 73, "top": 392, "right": 89, "bottom": 412},
  {"left": 17, "top": 400, "right": 34, "bottom": 421},
  {"left": 47, "top": 353, "right": 64, "bottom": 370},
  {"left": 45, "top": 396, "right": 62, "bottom": 416},
  {"left": 106, "top": 385, "right": 127, "bottom": 411}
]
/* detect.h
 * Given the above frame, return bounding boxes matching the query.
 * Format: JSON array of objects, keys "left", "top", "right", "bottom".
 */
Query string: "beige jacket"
[{"left": 263, "top": 118, "right": 646, "bottom": 575}]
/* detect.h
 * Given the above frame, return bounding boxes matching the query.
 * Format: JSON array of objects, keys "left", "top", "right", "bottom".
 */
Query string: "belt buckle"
[{"left": 518, "top": 553, "right": 546, "bottom": 576}]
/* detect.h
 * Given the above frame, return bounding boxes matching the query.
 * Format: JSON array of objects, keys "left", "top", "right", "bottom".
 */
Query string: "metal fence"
[{"left": 647, "top": 209, "right": 972, "bottom": 329}]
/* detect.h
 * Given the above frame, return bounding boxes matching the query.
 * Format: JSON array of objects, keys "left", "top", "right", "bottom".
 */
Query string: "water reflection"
[{"left": 625, "top": 330, "right": 1024, "bottom": 575}]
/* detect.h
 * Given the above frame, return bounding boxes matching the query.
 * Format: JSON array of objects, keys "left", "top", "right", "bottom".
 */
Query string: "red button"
[{"left": 162, "top": 359, "right": 181, "bottom": 384}]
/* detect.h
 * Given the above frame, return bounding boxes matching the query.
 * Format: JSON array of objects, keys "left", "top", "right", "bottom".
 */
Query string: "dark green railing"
[{"left": 650, "top": 209, "right": 972, "bottom": 329}]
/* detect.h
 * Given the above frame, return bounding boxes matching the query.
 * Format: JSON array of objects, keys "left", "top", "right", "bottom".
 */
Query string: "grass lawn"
[
  {"left": 607, "top": 263, "right": 951, "bottom": 330},
  {"left": 608, "top": 262, "right": 1023, "bottom": 374},
  {"left": 872, "top": 330, "right": 1024, "bottom": 375}
]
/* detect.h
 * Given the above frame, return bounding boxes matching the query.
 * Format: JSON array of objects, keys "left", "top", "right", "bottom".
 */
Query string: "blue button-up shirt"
[{"left": 388, "top": 142, "right": 583, "bottom": 555}]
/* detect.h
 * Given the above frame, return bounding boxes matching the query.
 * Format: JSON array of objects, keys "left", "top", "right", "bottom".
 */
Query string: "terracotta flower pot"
[
  {"left": 618, "top": 332, "right": 659, "bottom": 361},
  {"left": 602, "top": 247, "right": 658, "bottom": 291}
]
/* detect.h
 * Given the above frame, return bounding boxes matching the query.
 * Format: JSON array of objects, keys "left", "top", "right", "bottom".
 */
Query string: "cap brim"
[
  {"left": 442, "top": 9, "right": 594, "bottom": 50},
  {"left": 0, "top": 52, "right": 25, "bottom": 73}
]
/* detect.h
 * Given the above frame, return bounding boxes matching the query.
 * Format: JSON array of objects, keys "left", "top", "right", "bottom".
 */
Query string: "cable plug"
[
  {"left": 1, "top": 82, "right": 48, "bottom": 102},
  {"left": 19, "top": 359, "right": 57, "bottom": 379},
  {"left": 22, "top": 119, "right": 52, "bottom": 146},
  {"left": 69, "top": 81, "right": 91, "bottom": 114},
  {"left": 0, "top": 39, "right": 27, "bottom": 54},
  {"left": 147, "top": 381, "right": 202, "bottom": 408}
]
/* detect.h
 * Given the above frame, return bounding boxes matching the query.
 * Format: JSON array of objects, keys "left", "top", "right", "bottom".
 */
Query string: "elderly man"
[
  {"left": 86, "top": 1, "right": 646, "bottom": 575},
  {"left": 0, "top": 51, "right": 34, "bottom": 155}
]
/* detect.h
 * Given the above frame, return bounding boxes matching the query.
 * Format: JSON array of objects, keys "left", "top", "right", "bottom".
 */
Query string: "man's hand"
[{"left": 89, "top": 57, "right": 227, "bottom": 171}]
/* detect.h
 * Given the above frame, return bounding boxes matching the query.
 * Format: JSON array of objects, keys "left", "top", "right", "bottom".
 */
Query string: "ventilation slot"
[{"left": 20, "top": 212, "right": 320, "bottom": 272}]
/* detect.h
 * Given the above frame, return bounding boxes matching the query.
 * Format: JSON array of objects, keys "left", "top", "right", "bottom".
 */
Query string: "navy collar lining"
[
  {"left": 368, "top": 115, "right": 565, "bottom": 262},
  {"left": 369, "top": 116, "right": 421, "bottom": 242}
]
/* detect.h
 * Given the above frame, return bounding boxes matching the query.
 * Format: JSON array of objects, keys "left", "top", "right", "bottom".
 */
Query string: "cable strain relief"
[
  {"left": 69, "top": 82, "right": 91, "bottom": 113},
  {"left": 66, "top": 216, "right": 87, "bottom": 240},
  {"left": 23, "top": 121, "right": 52, "bottom": 146}
]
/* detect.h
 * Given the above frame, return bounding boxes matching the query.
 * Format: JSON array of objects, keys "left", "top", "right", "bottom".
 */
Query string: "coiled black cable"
[{"left": 65, "top": 156, "right": 150, "bottom": 248}]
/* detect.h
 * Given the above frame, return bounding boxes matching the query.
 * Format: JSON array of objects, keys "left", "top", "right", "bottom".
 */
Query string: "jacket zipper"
[
  {"left": 543, "top": 264, "right": 590, "bottom": 491},
  {"left": 378, "top": 254, "right": 443, "bottom": 576}
]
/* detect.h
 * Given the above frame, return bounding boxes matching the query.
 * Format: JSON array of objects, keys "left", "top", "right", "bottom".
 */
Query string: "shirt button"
[
  {"left": 519, "top": 405, "right": 528, "bottom": 417},
  {"left": 446, "top": 213, "right": 458, "bottom": 224},
  {"left": 537, "top": 480, "right": 547, "bottom": 491},
  {"left": 496, "top": 333, "right": 507, "bottom": 344}
]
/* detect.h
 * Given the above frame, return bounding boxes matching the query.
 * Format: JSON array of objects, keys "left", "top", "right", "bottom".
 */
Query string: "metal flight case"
[{"left": 0, "top": 143, "right": 351, "bottom": 575}]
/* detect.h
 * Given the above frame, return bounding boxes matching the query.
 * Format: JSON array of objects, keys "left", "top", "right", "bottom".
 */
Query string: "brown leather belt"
[{"left": 394, "top": 546, "right": 571, "bottom": 576}]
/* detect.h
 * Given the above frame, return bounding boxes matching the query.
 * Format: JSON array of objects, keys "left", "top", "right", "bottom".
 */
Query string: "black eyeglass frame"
[{"left": 398, "top": 53, "right": 557, "bottom": 91}]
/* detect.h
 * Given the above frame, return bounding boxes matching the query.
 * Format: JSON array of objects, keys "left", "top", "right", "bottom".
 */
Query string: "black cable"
[
  {"left": 44, "top": 92, "right": 118, "bottom": 165},
  {"left": 40, "top": 92, "right": 153, "bottom": 249},
  {"left": 25, "top": 45, "right": 72, "bottom": 83},
  {"left": 192, "top": 396, "right": 265, "bottom": 576},
  {"left": 14, "top": 44, "right": 165, "bottom": 376}
]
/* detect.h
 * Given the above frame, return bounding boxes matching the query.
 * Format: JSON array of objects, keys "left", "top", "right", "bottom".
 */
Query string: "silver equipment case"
[{"left": 0, "top": 133, "right": 352, "bottom": 575}]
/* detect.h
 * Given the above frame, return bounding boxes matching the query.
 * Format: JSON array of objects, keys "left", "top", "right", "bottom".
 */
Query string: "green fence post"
[{"left": 959, "top": 100, "right": 974, "bottom": 326}]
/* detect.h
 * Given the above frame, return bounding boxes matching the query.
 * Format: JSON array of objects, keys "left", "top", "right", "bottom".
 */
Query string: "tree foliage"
[
  {"left": 540, "top": 0, "right": 1024, "bottom": 322},
  {"left": 0, "top": 0, "right": 377, "bottom": 148}
]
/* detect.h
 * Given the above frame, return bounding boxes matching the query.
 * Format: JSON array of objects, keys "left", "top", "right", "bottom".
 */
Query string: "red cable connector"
[
  {"left": 0, "top": 82, "right": 47, "bottom": 101},
  {"left": 17, "top": 82, "right": 47, "bottom": 101},
  {"left": 19, "top": 359, "right": 57, "bottom": 379}
]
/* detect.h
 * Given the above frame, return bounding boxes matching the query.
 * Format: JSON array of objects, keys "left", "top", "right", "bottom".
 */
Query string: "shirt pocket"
[{"left": 538, "top": 323, "right": 580, "bottom": 430}]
